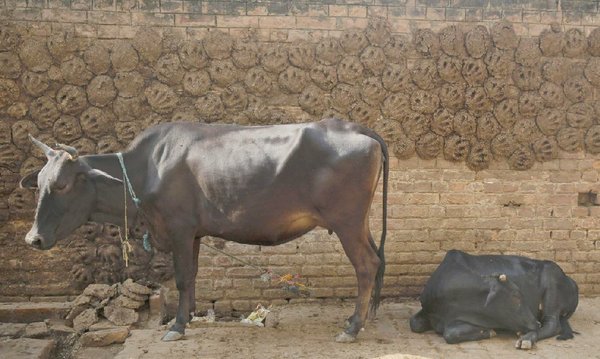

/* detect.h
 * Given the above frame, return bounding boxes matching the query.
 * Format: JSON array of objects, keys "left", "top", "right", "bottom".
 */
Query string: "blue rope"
[
  {"left": 116, "top": 152, "right": 141, "bottom": 208},
  {"left": 116, "top": 152, "right": 151, "bottom": 252}
]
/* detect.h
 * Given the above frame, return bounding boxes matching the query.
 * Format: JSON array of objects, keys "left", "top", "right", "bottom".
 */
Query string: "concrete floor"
[{"left": 107, "top": 297, "right": 600, "bottom": 359}]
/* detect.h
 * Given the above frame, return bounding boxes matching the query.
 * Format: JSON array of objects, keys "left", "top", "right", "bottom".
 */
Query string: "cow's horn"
[
  {"left": 29, "top": 134, "right": 56, "bottom": 159},
  {"left": 498, "top": 274, "right": 507, "bottom": 282},
  {"left": 56, "top": 143, "right": 78, "bottom": 159}
]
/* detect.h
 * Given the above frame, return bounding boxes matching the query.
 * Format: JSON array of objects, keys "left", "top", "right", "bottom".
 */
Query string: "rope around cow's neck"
[{"left": 116, "top": 152, "right": 152, "bottom": 268}]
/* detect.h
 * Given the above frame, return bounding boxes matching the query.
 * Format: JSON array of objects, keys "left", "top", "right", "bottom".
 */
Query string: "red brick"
[
  {"left": 74, "top": 23, "right": 97, "bottom": 37},
  {"left": 41, "top": 9, "right": 87, "bottom": 22},
  {"left": 445, "top": 8, "right": 465, "bottom": 21},
  {"left": 329, "top": 5, "right": 348, "bottom": 17},
  {"left": 2, "top": 8, "right": 39, "bottom": 20},
  {"left": 307, "top": 4, "right": 328, "bottom": 17},
  {"left": 336, "top": 16, "right": 369, "bottom": 29},
  {"left": 132, "top": 11, "right": 175, "bottom": 26},
  {"left": 217, "top": 15, "right": 259, "bottom": 28},
  {"left": 426, "top": 7, "right": 444, "bottom": 20},
  {"left": 4, "top": 0, "right": 28, "bottom": 8},
  {"left": 161, "top": 0, "right": 183, "bottom": 13},
  {"left": 246, "top": 4, "right": 268, "bottom": 16},
  {"left": 367, "top": 6, "right": 387, "bottom": 18},
  {"left": 87, "top": 11, "right": 131, "bottom": 25},
  {"left": 296, "top": 16, "right": 336, "bottom": 30},
  {"left": 259, "top": 15, "right": 296, "bottom": 28}
]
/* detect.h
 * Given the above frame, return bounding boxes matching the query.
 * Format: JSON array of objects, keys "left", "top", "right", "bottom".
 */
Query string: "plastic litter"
[
  {"left": 240, "top": 304, "right": 270, "bottom": 327},
  {"left": 191, "top": 308, "right": 216, "bottom": 324}
]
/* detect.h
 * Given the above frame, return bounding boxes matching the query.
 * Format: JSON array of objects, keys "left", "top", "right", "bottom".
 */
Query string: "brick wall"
[{"left": 2, "top": 0, "right": 600, "bottom": 312}]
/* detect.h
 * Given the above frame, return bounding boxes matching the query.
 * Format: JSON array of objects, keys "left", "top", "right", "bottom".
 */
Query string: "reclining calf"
[{"left": 410, "top": 250, "right": 579, "bottom": 349}]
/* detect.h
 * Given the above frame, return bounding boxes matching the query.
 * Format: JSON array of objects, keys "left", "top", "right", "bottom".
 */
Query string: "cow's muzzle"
[{"left": 25, "top": 232, "right": 53, "bottom": 250}]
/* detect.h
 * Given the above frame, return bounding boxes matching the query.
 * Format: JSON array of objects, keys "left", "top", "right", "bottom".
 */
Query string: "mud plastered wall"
[{"left": 2, "top": 1, "right": 600, "bottom": 310}]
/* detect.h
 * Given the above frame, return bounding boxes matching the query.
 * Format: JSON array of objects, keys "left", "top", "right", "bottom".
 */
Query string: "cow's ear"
[
  {"left": 88, "top": 169, "right": 123, "bottom": 186},
  {"left": 484, "top": 280, "right": 502, "bottom": 307},
  {"left": 20, "top": 170, "right": 40, "bottom": 189}
]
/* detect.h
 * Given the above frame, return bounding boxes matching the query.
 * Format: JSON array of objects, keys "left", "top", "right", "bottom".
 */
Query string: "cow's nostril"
[
  {"left": 31, "top": 237, "right": 42, "bottom": 248},
  {"left": 28, "top": 234, "right": 43, "bottom": 249}
]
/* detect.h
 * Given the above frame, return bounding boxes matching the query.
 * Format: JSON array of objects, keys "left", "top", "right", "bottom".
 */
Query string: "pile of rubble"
[{"left": 65, "top": 279, "right": 161, "bottom": 347}]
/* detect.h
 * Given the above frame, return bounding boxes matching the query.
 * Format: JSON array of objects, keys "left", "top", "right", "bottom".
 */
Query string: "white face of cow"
[{"left": 20, "top": 136, "right": 121, "bottom": 250}]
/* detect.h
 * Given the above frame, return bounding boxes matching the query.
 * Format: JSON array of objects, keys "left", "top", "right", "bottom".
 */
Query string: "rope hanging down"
[
  {"left": 201, "top": 242, "right": 311, "bottom": 297},
  {"left": 116, "top": 152, "right": 152, "bottom": 264}
]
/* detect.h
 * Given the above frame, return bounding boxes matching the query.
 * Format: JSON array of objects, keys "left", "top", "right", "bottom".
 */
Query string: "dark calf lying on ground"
[{"left": 410, "top": 250, "right": 579, "bottom": 349}]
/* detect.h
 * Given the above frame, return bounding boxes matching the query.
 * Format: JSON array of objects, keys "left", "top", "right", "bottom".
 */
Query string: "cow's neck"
[{"left": 81, "top": 153, "right": 146, "bottom": 228}]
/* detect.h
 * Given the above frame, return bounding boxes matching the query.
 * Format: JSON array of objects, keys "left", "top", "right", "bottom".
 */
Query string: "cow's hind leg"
[
  {"left": 443, "top": 321, "right": 496, "bottom": 344},
  {"left": 334, "top": 227, "right": 380, "bottom": 343},
  {"left": 188, "top": 237, "right": 201, "bottom": 318},
  {"left": 162, "top": 229, "right": 197, "bottom": 342}
]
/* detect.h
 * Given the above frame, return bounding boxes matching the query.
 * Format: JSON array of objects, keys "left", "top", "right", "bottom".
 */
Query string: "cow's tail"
[
  {"left": 362, "top": 128, "right": 389, "bottom": 316},
  {"left": 557, "top": 315, "right": 577, "bottom": 340}
]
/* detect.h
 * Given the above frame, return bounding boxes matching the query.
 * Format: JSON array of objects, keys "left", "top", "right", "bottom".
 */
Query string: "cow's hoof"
[
  {"left": 335, "top": 332, "right": 356, "bottom": 343},
  {"left": 515, "top": 339, "right": 532, "bottom": 350},
  {"left": 162, "top": 331, "right": 184, "bottom": 341}
]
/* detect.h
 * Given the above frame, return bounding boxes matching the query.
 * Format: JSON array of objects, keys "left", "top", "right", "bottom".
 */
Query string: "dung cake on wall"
[{"left": 2, "top": 17, "right": 600, "bottom": 288}]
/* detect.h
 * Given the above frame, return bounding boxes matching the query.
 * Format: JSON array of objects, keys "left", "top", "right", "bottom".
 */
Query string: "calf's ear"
[
  {"left": 484, "top": 280, "right": 502, "bottom": 307},
  {"left": 20, "top": 170, "right": 40, "bottom": 189}
]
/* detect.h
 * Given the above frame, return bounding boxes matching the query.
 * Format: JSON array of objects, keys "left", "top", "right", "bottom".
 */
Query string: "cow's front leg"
[
  {"left": 162, "top": 235, "right": 197, "bottom": 342},
  {"left": 443, "top": 321, "right": 496, "bottom": 344},
  {"left": 515, "top": 316, "right": 559, "bottom": 350}
]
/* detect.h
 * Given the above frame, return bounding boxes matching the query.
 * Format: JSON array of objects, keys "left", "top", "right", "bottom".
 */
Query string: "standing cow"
[
  {"left": 410, "top": 250, "right": 579, "bottom": 349},
  {"left": 20, "top": 118, "right": 388, "bottom": 342}
]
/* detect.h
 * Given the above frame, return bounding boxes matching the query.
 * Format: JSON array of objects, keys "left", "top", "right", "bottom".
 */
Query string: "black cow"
[
  {"left": 410, "top": 250, "right": 578, "bottom": 349},
  {"left": 20, "top": 118, "right": 388, "bottom": 342}
]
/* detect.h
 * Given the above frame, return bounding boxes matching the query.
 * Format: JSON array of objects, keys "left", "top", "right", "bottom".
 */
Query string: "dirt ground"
[{"left": 73, "top": 297, "right": 600, "bottom": 359}]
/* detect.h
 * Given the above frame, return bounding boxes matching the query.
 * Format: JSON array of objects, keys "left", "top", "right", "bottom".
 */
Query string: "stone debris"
[
  {"left": 112, "top": 295, "right": 145, "bottom": 310},
  {"left": 88, "top": 319, "right": 123, "bottom": 332},
  {"left": 83, "top": 284, "right": 118, "bottom": 301},
  {"left": 73, "top": 309, "right": 98, "bottom": 333},
  {"left": 45, "top": 319, "right": 75, "bottom": 335},
  {"left": 103, "top": 304, "right": 139, "bottom": 327},
  {"left": 79, "top": 327, "right": 129, "bottom": 347},
  {"left": 120, "top": 285, "right": 149, "bottom": 302},
  {"left": 22, "top": 322, "right": 49, "bottom": 339},
  {"left": 71, "top": 294, "right": 92, "bottom": 307},
  {"left": 66, "top": 279, "right": 154, "bottom": 338},
  {"left": 0, "top": 338, "right": 55, "bottom": 359},
  {"left": 0, "top": 323, "right": 26, "bottom": 338}
]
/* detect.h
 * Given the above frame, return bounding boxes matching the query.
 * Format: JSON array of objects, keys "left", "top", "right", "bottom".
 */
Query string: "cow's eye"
[{"left": 53, "top": 183, "right": 67, "bottom": 192}]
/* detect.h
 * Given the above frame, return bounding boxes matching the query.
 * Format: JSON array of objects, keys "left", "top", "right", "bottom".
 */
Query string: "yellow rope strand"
[{"left": 119, "top": 179, "right": 132, "bottom": 267}]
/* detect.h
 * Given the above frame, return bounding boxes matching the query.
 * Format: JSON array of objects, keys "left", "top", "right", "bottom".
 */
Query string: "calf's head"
[
  {"left": 20, "top": 136, "right": 121, "bottom": 250},
  {"left": 484, "top": 274, "right": 540, "bottom": 332}
]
